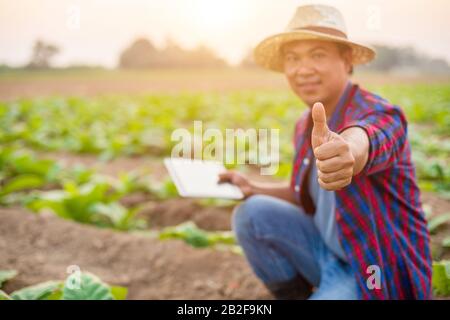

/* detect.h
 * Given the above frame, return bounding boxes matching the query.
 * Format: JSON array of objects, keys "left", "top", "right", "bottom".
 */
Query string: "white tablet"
[{"left": 163, "top": 158, "right": 244, "bottom": 200}]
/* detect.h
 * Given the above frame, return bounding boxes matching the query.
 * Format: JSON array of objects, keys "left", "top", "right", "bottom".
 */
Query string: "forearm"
[
  {"left": 340, "top": 126, "right": 370, "bottom": 175},
  {"left": 249, "top": 182, "right": 298, "bottom": 204}
]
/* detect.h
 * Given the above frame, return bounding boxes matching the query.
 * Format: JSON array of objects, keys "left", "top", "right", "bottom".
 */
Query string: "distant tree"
[
  {"left": 119, "top": 38, "right": 160, "bottom": 68},
  {"left": 27, "top": 40, "right": 60, "bottom": 69},
  {"left": 118, "top": 37, "right": 227, "bottom": 69},
  {"left": 360, "top": 45, "right": 450, "bottom": 74},
  {"left": 187, "top": 45, "right": 227, "bottom": 68},
  {"left": 159, "top": 38, "right": 187, "bottom": 68},
  {"left": 0, "top": 64, "right": 14, "bottom": 72}
]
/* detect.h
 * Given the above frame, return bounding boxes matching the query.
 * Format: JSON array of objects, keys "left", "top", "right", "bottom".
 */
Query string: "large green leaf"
[
  {"left": 158, "top": 222, "right": 236, "bottom": 248},
  {"left": 110, "top": 286, "right": 128, "bottom": 300},
  {"left": 428, "top": 213, "right": 450, "bottom": 233},
  {"left": 159, "top": 222, "right": 210, "bottom": 248},
  {"left": 0, "top": 174, "right": 45, "bottom": 195},
  {"left": 0, "top": 270, "right": 17, "bottom": 288},
  {"left": 0, "top": 289, "right": 12, "bottom": 300},
  {"left": 442, "top": 237, "right": 450, "bottom": 248},
  {"left": 151, "top": 179, "right": 178, "bottom": 200},
  {"left": 10, "top": 281, "right": 63, "bottom": 300},
  {"left": 207, "top": 231, "right": 236, "bottom": 245},
  {"left": 432, "top": 261, "right": 450, "bottom": 297},
  {"left": 92, "top": 202, "right": 144, "bottom": 230},
  {"left": 62, "top": 272, "right": 114, "bottom": 300},
  {"left": 12, "top": 154, "right": 58, "bottom": 178}
]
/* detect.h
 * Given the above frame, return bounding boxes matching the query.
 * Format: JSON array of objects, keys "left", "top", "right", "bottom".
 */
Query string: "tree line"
[{"left": 2, "top": 38, "right": 449, "bottom": 75}]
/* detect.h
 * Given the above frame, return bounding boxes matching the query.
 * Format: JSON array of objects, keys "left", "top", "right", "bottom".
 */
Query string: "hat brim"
[{"left": 253, "top": 30, "right": 376, "bottom": 72}]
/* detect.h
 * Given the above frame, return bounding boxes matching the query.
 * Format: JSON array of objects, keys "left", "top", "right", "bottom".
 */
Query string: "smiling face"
[{"left": 282, "top": 39, "right": 352, "bottom": 109}]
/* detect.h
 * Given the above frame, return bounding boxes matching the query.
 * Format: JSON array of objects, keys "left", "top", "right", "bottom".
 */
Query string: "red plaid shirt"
[{"left": 290, "top": 83, "right": 432, "bottom": 299}]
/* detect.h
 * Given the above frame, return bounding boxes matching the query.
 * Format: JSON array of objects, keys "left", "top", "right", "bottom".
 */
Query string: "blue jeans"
[{"left": 232, "top": 195, "right": 358, "bottom": 300}]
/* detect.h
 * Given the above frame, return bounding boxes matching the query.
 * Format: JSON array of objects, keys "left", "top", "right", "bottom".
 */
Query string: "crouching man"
[{"left": 219, "top": 5, "right": 432, "bottom": 299}]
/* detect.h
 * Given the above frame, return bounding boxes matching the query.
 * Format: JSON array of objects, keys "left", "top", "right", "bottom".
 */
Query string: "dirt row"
[
  {"left": 1, "top": 152, "right": 449, "bottom": 299},
  {"left": 0, "top": 207, "right": 270, "bottom": 299}
]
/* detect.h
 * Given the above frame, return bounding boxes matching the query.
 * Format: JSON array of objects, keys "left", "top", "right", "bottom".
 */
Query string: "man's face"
[{"left": 282, "top": 40, "right": 351, "bottom": 107}]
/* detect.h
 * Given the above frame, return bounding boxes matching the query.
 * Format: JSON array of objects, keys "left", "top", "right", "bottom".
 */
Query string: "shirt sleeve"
[
  {"left": 292, "top": 112, "right": 309, "bottom": 147},
  {"left": 290, "top": 112, "right": 309, "bottom": 192},
  {"left": 339, "top": 105, "right": 408, "bottom": 176}
]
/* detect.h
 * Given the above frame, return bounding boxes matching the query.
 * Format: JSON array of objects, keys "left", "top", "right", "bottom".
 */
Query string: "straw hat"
[{"left": 254, "top": 5, "right": 376, "bottom": 72}]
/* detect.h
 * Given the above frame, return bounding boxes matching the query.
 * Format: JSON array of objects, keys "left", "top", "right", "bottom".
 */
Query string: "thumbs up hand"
[{"left": 311, "top": 102, "right": 355, "bottom": 191}]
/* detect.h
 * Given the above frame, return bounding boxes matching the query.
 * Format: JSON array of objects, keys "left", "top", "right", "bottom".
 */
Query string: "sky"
[{"left": 1, "top": 0, "right": 450, "bottom": 67}]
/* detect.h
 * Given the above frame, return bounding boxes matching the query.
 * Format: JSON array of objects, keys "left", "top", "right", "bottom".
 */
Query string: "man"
[{"left": 219, "top": 5, "right": 432, "bottom": 299}]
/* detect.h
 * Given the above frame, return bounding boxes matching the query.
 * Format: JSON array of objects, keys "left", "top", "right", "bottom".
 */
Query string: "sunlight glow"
[{"left": 191, "top": 0, "right": 245, "bottom": 35}]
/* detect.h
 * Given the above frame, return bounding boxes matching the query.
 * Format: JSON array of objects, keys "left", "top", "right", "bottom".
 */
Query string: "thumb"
[{"left": 311, "top": 102, "right": 330, "bottom": 149}]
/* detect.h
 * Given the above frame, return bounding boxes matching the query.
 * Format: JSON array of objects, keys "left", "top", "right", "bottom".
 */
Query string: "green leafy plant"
[
  {"left": 432, "top": 260, "right": 450, "bottom": 297},
  {"left": 0, "top": 149, "right": 61, "bottom": 202},
  {"left": 443, "top": 237, "right": 450, "bottom": 248},
  {"left": 0, "top": 148, "right": 98, "bottom": 205},
  {"left": 0, "top": 270, "right": 127, "bottom": 300},
  {"left": 427, "top": 212, "right": 450, "bottom": 233},
  {"left": 1, "top": 87, "right": 448, "bottom": 188},
  {"left": 149, "top": 178, "right": 179, "bottom": 200},
  {"left": 159, "top": 221, "right": 236, "bottom": 248},
  {"left": 9, "top": 281, "right": 63, "bottom": 300},
  {"left": 0, "top": 270, "right": 18, "bottom": 287},
  {"left": 62, "top": 272, "right": 126, "bottom": 300},
  {"left": 25, "top": 179, "right": 146, "bottom": 230}
]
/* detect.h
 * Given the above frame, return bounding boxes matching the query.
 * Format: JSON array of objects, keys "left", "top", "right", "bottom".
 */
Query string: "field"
[{"left": 0, "top": 68, "right": 449, "bottom": 299}]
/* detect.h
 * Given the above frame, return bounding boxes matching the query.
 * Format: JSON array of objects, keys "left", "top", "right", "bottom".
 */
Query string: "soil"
[
  {"left": 1, "top": 149, "right": 449, "bottom": 300},
  {"left": 137, "top": 198, "right": 234, "bottom": 231},
  {"left": 1, "top": 69, "right": 449, "bottom": 299},
  {"left": 0, "top": 207, "right": 271, "bottom": 299},
  {"left": 0, "top": 69, "right": 287, "bottom": 101},
  {"left": 1, "top": 69, "right": 448, "bottom": 101}
]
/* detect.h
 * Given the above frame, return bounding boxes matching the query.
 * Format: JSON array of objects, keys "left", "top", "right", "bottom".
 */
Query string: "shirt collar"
[
  {"left": 300, "top": 81, "right": 353, "bottom": 137},
  {"left": 328, "top": 81, "right": 353, "bottom": 132}
]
